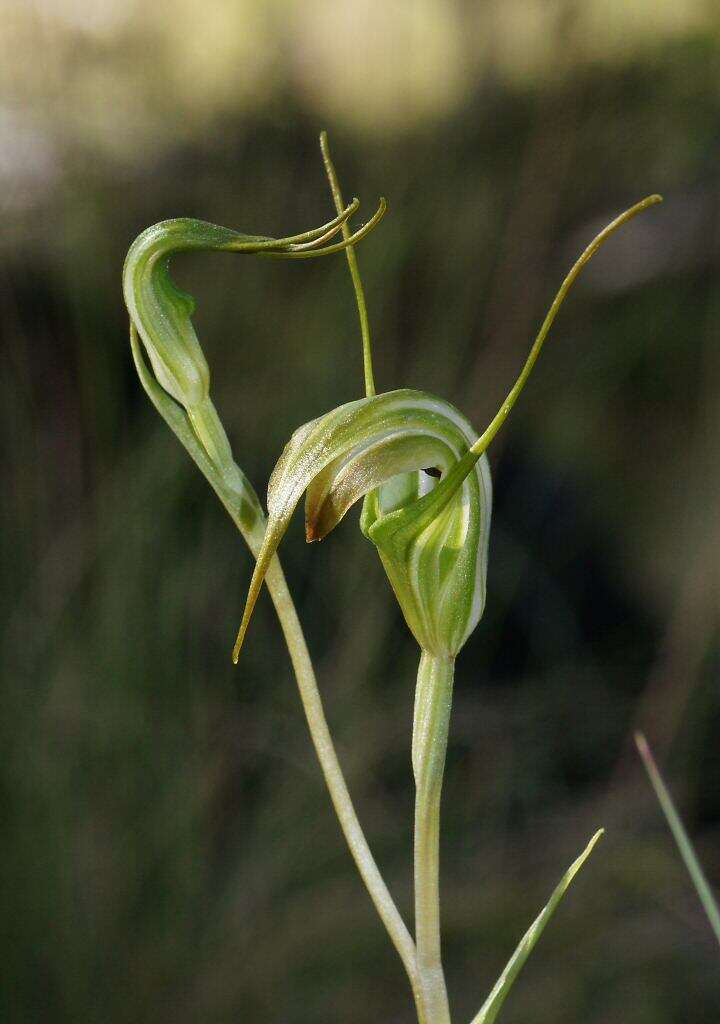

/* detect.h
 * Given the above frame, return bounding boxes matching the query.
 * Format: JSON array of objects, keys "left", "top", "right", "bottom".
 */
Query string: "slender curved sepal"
[{"left": 470, "top": 830, "right": 604, "bottom": 1024}]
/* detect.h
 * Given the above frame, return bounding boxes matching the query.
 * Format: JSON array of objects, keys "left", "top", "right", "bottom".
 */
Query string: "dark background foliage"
[{"left": 2, "top": 3, "right": 719, "bottom": 1022}]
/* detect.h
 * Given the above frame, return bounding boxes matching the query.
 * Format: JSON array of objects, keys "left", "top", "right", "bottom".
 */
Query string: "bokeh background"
[{"left": 2, "top": 2, "right": 720, "bottom": 1021}]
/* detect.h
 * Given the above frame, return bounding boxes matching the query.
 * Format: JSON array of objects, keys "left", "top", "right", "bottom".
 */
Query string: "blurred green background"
[{"left": 2, "top": 2, "right": 720, "bottom": 1021}]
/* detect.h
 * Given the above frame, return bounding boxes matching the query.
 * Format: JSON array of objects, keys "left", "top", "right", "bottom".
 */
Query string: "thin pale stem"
[
  {"left": 261, "top": 552, "right": 428, "bottom": 1016},
  {"left": 413, "top": 651, "right": 454, "bottom": 1024},
  {"left": 210, "top": 497, "right": 428, "bottom": 1016},
  {"left": 229, "top": 521, "right": 425, "bottom": 1017},
  {"left": 320, "top": 130, "right": 376, "bottom": 397}
]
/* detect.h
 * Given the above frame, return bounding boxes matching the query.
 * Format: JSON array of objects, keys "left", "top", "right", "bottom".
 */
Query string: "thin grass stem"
[{"left": 635, "top": 732, "right": 720, "bottom": 947}]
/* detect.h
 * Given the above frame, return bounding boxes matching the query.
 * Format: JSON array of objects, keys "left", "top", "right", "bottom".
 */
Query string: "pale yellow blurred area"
[{"left": 0, "top": 0, "right": 717, "bottom": 157}]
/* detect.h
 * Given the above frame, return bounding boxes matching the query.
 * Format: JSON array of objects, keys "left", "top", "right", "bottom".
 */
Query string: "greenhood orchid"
[{"left": 123, "top": 133, "right": 661, "bottom": 1024}]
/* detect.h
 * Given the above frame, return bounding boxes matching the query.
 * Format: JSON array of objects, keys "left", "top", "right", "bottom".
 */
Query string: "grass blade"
[
  {"left": 635, "top": 731, "right": 720, "bottom": 947},
  {"left": 470, "top": 830, "right": 604, "bottom": 1024}
]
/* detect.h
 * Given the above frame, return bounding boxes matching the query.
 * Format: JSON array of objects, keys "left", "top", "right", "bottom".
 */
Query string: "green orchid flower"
[{"left": 233, "top": 388, "right": 491, "bottom": 662}]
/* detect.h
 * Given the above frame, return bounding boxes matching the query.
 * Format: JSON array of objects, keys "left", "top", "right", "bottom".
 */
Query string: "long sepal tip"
[{"left": 469, "top": 193, "right": 663, "bottom": 461}]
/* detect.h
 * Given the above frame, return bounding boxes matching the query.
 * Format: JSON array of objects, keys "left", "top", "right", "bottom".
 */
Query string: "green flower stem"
[
  {"left": 413, "top": 651, "right": 455, "bottom": 1024},
  {"left": 262, "top": 556, "right": 427, "bottom": 1017},
  {"left": 248, "top": 543, "right": 427, "bottom": 1017}
]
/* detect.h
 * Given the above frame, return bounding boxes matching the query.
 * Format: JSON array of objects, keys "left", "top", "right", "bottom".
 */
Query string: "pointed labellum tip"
[
  {"left": 232, "top": 617, "right": 249, "bottom": 664},
  {"left": 232, "top": 592, "right": 259, "bottom": 665},
  {"left": 232, "top": 519, "right": 287, "bottom": 665},
  {"left": 232, "top": 576, "right": 264, "bottom": 662}
]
